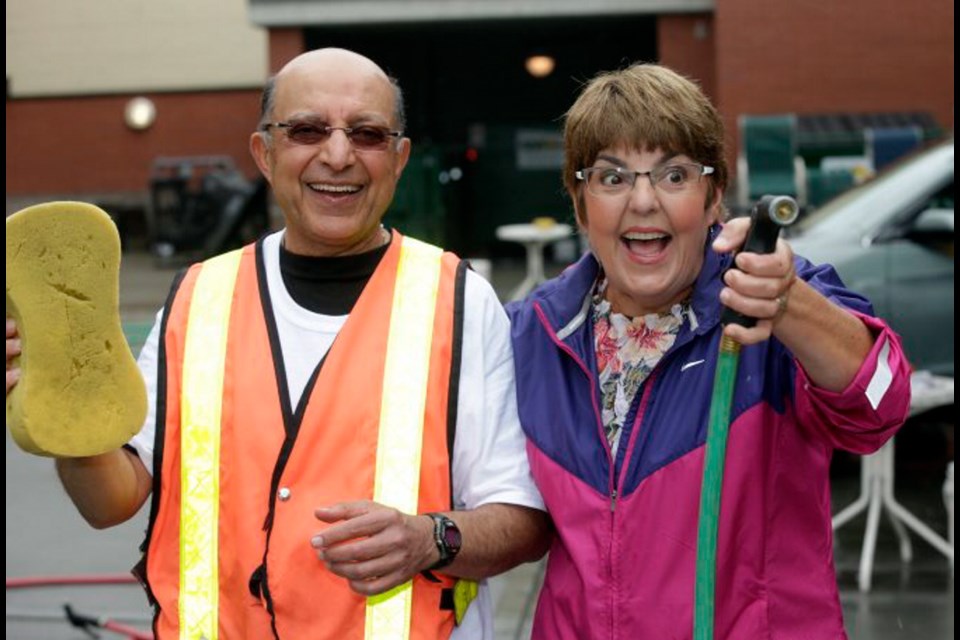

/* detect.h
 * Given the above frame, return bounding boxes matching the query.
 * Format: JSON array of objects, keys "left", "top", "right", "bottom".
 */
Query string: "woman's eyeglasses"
[
  {"left": 261, "top": 118, "right": 402, "bottom": 151},
  {"left": 576, "top": 162, "right": 714, "bottom": 197}
]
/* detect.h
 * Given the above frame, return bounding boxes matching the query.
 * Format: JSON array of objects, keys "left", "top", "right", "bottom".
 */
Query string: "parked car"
[{"left": 787, "top": 138, "right": 954, "bottom": 376}]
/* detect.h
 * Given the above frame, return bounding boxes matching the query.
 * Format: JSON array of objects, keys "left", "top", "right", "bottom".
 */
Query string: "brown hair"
[{"left": 563, "top": 63, "right": 727, "bottom": 223}]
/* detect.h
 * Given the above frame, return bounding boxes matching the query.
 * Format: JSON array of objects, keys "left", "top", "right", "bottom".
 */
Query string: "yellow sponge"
[{"left": 5, "top": 202, "right": 147, "bottom": 457}]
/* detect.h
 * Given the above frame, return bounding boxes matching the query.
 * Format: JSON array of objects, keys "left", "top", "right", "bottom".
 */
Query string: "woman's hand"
[
  {"left": 713, "top": 217, "right": 875, "bottom": 391},
  {"left": 712, "top": 218, "right": 797, "bottom": 345}
]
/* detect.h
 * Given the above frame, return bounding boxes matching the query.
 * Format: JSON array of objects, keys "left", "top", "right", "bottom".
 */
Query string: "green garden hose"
[{"left": 693, "top": 195, "right": 799, "bottom": 639}]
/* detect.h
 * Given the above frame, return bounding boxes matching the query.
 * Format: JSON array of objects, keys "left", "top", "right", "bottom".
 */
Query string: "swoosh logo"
[{"left": 681, "top": 359, "right": 706, "bottom": 372}]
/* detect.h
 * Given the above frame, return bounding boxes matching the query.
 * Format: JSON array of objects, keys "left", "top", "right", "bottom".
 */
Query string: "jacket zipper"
[
  {"left": 534, "top": 300, "right": 708, "bottom": 640},
  {"left": 534, "top": 303, "right": 621, "bottom": 639}
]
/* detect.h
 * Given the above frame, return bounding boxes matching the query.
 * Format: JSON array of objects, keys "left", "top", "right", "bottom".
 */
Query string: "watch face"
[{"left": 442, "top": 523, "right": 462, "bottom": 551}]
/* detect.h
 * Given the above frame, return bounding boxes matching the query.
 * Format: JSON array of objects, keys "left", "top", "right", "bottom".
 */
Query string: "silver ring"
[{"left": 775, "top": 294, "right": 788, "bottom": 318}]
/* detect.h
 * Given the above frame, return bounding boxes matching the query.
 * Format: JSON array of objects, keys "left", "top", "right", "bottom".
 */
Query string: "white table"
[
  {"left": 831, "top": 372, "right": 954, "bottom": 591},
  {"left": 496, "top": 223, "right": 573, "bottom": 301}
]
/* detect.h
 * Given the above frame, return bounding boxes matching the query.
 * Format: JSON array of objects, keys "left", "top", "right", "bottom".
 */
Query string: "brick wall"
[
  {"left": 6, "top": 90, "right": 262, "bottom": 196},
  {"left": 8, "top": 6, "right": 952, "bottom": 195},
  {"left": 659, "top": 13, "right": 717, "bottom": 102},
  {"left": 269, "top": 29, "right": 306, "bottom": 74},
  {"left": 715, "top": 0, "right": 954, "bottom": 169}
]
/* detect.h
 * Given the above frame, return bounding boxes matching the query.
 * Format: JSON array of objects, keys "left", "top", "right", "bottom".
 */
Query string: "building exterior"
[
  {"left": 6, "top": 0, "right": 953, "bottom": 252},
  {"left": 6, "top": 0, "right": 267, "bottom": 201}
]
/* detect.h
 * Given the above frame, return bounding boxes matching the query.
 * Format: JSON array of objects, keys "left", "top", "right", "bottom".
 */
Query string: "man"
[{"left": 5, "top": 48, "right": 549, "bottom": 639}]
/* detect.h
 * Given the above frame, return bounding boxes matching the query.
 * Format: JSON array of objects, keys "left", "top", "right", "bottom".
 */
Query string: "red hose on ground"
[
  {"left": 6, "top": 573, "right": 139, "bottom": 589},
  {"left": 93, "top": 618, "right": 154, "bottom": 640},
  {"left": 7, "top": 574, "right": 153, "bottom": 640}
]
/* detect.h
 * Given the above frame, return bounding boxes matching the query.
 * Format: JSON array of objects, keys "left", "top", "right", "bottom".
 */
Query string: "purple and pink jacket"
[{"left": 506, "top": 227, "right": 911, "bottom": 639}]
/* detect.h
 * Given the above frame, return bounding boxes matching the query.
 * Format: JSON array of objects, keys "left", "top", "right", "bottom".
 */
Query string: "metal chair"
[
  {"left": 866, "top": 126, "right": 923, "bottom": 171},
  {"left": 737, "top": 114, "right": 808, "bottom": 209}
]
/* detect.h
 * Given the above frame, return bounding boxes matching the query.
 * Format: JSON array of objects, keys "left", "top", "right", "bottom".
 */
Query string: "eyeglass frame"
[
  {"left": 575, "top": 162, "right": 715, "bottom": 196},
  {"left": 260, "top": 119, "right": 404, "bottom": 151}
]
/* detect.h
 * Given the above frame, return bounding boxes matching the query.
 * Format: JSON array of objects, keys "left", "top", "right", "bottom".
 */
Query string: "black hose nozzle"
[{"left": 720, "top": 195, "right": 799, "bottom": 328}]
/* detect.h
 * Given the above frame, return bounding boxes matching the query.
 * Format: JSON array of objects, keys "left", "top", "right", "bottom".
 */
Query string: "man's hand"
[
  {"left": 713, "top": 217, "right": 797, "bottom": 346},
  {"left": 312, "top": 501, "right": 437, "bottom": 596},
  {"left": 6, "top": 318, "right": 21, "bottom": 395}
]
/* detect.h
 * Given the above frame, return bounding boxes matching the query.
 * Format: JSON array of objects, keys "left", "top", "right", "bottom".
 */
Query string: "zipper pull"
[{"left": 610, "top": 488, "right": 618, "bottom": 512}]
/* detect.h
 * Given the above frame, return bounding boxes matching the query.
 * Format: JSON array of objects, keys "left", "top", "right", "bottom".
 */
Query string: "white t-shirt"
[{"left": 129, "top": 231, "right": 544, "bottom": 639}]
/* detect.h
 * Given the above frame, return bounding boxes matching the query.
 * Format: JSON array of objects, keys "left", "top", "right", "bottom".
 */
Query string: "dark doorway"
[{"left": 305, "top": 16, "right": 658, "bottom": 255}]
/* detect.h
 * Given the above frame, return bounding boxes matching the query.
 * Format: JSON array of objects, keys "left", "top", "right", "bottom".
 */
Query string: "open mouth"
[
  {"left": 621, "top": 230, "right": 671, "bottom": 257},
  {"left": 307, "top": 182, "right": 363, "bottom": 198}
]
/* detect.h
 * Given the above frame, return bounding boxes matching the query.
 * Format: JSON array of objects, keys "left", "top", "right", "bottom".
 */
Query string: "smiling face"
[
  {"left": 250, "top": 49, "right": 410, "bottom": 256},
  {"left": 562, "top": 65, "right": 730, "bottom": 313},
  {"left": 579, "top": 145, "right": 723, "bottom": 316}
]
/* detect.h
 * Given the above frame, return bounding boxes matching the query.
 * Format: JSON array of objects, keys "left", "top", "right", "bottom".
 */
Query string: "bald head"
[
  {"left": 281, "top": 48, "right": 386, "bottom": 79},
  {"left": 259, "top": 48, "right": 406, "bottom": 132}
]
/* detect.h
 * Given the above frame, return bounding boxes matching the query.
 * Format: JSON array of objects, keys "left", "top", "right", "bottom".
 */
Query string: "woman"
[{"left": 507, "top": 63, "right": 911, "bottom": 639}]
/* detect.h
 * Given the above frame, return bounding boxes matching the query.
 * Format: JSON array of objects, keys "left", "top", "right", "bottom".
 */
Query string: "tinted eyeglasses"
[{"left": 261, "top": 117, "right": 403, "bottom": 151}]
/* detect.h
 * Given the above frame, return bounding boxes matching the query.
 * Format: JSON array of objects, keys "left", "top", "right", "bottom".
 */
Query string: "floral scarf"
[{"left": 592, "top": 277, "right": 687, "bottom": 455}]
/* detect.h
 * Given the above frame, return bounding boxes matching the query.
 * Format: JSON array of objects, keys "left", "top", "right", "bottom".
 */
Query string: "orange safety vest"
[{"left": 138, "top": 232, "right": 465, "bottom": 639}]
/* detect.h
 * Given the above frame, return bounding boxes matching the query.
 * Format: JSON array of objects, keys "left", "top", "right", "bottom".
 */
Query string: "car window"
[
  {"left": 911, "top": 181, "right": 954, "bottom": 259},
  {"left": 794, "top": 140, "right": 954, "bottom": 240},
  {"left": 929, "top": 180, "right": 954, "bottom": 211}
]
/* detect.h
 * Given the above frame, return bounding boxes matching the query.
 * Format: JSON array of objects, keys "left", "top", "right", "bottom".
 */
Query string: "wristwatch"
[{"left": 426, "top": 513, "right": 462, "bottom": 570}]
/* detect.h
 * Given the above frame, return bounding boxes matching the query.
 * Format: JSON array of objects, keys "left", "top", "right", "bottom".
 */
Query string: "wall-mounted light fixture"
[
  {"left": 525, "top": 55, "right": 556, "bottom": 78},
  {"left": 124, "top": 96, "right": 157, "bottom": 131}
]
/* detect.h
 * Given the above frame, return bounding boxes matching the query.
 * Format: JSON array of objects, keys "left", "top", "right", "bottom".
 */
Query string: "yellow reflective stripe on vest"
[
  {"left": 453, "top": 579, "right": 479, "bottom": 626},
  {"left": 179, "top": 249, "right": 242, "bottom": 640},
  {"left": 365, "top": 237, "right": 443, "bottom": 640}
]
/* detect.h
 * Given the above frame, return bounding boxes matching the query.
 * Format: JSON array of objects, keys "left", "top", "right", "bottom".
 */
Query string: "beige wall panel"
[{"left": 6, "top": 0, "right": 267, "bottom": 96}]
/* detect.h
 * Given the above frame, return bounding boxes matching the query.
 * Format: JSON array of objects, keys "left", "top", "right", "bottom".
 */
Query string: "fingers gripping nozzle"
[{"left": 720, "top": 195, "right": 799, "bottom": 328}]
